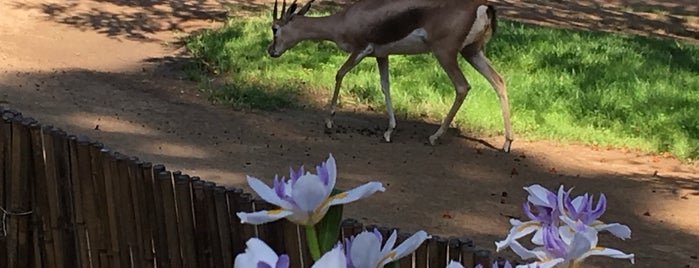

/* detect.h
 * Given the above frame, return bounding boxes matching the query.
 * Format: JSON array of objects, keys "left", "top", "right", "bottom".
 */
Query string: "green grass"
[{"left": 183, "top": 13, "right": 699, "bottom": 160}]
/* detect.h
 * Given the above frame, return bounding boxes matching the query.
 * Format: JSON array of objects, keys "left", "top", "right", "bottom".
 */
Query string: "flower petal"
[
  {"left": 391, "top": 230, "right": 429, "bottom": 261},
  {"left": 237, "top": 209, "right": 293, "bottom": 225},
  {"left": 580, "top": 247, "right": 635, "bottom": 264},
  {"left": 248, "top": 176, "right": 292, "bottom": 209},
  {"left": 311, "top": 243, "right": 347, "bottom": 268},
  {"left": 235, "top": 238, "right": 279, "bottom": 268},
  {"left": 593, "top": 222, "right": 631, "bottom": 240},
  {"left": 381, "top": 230, "right": 398, "bottom": 258},
  {"left": 496, "top": 221, "right": 541, "bottom": 251},
  {"left": 525, "top": 184, "right": 556, "bottom": 208},
  {"left": 292, "top": 174, "right": 331, "bottom": 211},
  {"left": 328, "top": 181, "right": 385, "bottom": 207},
  {"left": 447, "top": 260, "right": 465, "bottom": 268},
  {"left": 349, "top": 231, "right": 382, "bottom": 268}
]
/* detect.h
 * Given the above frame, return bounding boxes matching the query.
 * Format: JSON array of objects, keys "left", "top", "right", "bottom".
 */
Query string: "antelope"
[{"left": 268, "top": 0, "right": 514, "bottom": 152}]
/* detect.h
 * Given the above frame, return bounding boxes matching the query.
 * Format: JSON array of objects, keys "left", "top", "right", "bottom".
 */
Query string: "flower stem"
[{"left": 305, "top": 225, "right": 322, "bottom": 261}]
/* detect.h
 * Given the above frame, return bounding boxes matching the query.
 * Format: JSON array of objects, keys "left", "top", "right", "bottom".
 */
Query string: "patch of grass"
[{"left": 183, "top": 13, "right": 699, "bottom": 160}]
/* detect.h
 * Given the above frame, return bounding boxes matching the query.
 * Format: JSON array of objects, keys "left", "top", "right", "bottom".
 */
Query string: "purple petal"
[
  {"left": 273, "top": 176, "right": 285, "bottom": 199},
  {"left": 372, "top": 228, "right": 383, "bottom": 242},
  {"left": 276, "top": 255, "right": 290, "bottom": 268},
  {"left": 317, "top": 162, "right": 330, "bottom": 185},
  {"left": 257, "top": 262, "right": 272, "bottom": 268},
  {"left": 585, "top": 194, "right": 607, "bottom": 224},
  {"left": 542, "top": 225, "right": 567, "bottom": 259}
]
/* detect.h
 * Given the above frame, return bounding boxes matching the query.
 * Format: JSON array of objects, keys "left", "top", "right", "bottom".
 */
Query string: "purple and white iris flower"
[
  {"left": 510, "top": 219, "right": 634, "bottom": 267},
  {"left": 496, "top": 184, "right": 561, "bottom": 252},
  {"left": 237, "top": 154, "right": 385, "bottom": 226},
  {"left": 234, "top": 238, "right": 290, "bottom": 268},
  {"left": 556, "top": 187, "right": 631, "bottom": 240},
  {"left": 344, "top": 229, "right": 429, "bottom": 268},
  {"left": 496, "top": 184, "right": 634, "bottom": 267},
  {"left": 235, "top": 238, "right": 348, "bottom": 268},
  {"left": 448, "top": 260, "right": 513, "bottom": 268}
]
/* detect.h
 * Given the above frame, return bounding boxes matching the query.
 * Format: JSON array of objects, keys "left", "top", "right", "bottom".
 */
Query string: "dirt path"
[{"left": 1, "top": 0, "right": 698, "bottom": 267}]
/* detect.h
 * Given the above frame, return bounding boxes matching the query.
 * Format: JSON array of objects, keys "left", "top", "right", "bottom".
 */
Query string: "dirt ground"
[{"left": 1, "top": 0, "right": 698, "bottom": 267}]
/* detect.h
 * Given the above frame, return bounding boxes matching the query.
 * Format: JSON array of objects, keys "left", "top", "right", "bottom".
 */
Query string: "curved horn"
[
  {"left": 281, "top": 0, "right": 287, "bottom": 18},
  {"left": 297, "top": 0, "right": 314, "bottom": 15},
  {"left": 273, "top": 0, "right": 279, "bottom": 19}
]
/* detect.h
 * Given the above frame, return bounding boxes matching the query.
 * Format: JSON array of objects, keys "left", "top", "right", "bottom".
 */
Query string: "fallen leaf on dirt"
[
  {"left": 549, "top": 167, "right": 557, "bottom": 174},
  {"left": 442, "top": 211, "right": 452, "bottom": 219},
  {"left": 94, "top": 124, "right": 100, "bottom": 130},
  {"left": 591, "top": 145, "right": 599, "bottom": 151},
  {"left": 510, "top": 168, "right": 519, "bottom": 175},
  {"left": 653, "top": 170, "right": 658, "bottom": 177},
  {"left": 519, "top": 154, "right": 526, "bottom": 159},
  {"left": 681, "top": 194, "right": 689, "bottom": 200},
  {"left": 690, "top": 255, "right": 697, "bottom": 259},
  {"left": 652, "top": 156, "right": 660, "bottom": 162},
  {"left": 599, "top": 158, "right": 607, "bottom": 163},
  {"left": 643, "top": 211, "right": 651, "bottom": 216},
  {"left": 475, "top": 148, "right": 482, "bottom": 154}
]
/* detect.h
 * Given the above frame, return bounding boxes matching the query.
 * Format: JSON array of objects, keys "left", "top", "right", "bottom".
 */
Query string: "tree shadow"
[
  {"left": 10, "top": 0, "right": 228, "bottom": 41},
  {"left": 490, "top": 0, "right": 699, "bottom": 43}
]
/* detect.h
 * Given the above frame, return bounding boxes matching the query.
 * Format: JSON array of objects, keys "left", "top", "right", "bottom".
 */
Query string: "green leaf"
[
  {"left": 385, "top": 261, "right": 400, "bottom": 268},
  {"left": 315, "top": 189, "right": 344, "bottom": 254}
]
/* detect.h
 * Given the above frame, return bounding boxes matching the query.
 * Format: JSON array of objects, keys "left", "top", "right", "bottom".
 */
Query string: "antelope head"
[{"left": 268, "top": 0, "right": 314, "bottom": 57}]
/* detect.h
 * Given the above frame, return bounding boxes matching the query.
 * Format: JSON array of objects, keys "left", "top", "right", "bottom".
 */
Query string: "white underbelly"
[{"left": 372, "top": 28, "right": 430, "bottom": 57}]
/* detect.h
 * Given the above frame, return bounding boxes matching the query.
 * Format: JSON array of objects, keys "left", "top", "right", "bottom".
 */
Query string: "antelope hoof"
[
  {"left": 383, "top": 129, "right": 393, "bottom": 143},
  {"left": 502, "top": 139, "right": 513, "bottom": 153},
  {"left": 428, "top": 134, "right": 439, "bottom": 146}
]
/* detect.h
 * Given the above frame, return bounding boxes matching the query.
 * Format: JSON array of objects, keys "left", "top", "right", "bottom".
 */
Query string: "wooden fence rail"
[{"left": 0, "top": 106, "right": 502, "bottom": 268}]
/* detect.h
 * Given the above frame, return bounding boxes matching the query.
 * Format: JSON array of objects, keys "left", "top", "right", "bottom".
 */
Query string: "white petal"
[
  {"left": 312, "top": 243, "right": 347, "bottom": 268},
  {"left": 247, "top": 176, "right": 292, "bottom": 209},
  {"left": 292, "top": 174, "right": 331, "bottom": 211},
  {"left": 237, "top": 209, "right": 293, "bottom": 225},
  {"left": 325, "top": 154, "right": 337, "bottom": 194},
  {"left": 380, "top": 230, "right": 398, "bottom": 258},
  {"left": 391, "top": 230, "right": 429, "bottom": 261},
  {"left": 580, "top": 247, "right": 635, "bottom": 264},
  {"left": 509, "top": 240, "right": 547, "bottom": 261},
  {"left": 524, "top": 184, "right": 555, "bottom": 207},
  {"left": 328, "top": 181, "right": 385, "bottom": 206},
  {"left": 594, "top": 222, "right": 631, "bottom": 240},
  {"left": 496, "top": 221, "right": 541, "bottom": 251},
  {"left": 446, "top": 260, "right": 465, "bottom": 268},
  {"left": 234, "top": 238, "right": 279, "bottom": 268},
  {"left": 567, "top": 231, "right": 594, "bottom": 260},
  {"left": 350, "top": 231, "right": 383, "bottom": 268}
]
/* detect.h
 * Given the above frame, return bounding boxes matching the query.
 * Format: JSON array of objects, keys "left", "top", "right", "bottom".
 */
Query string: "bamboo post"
[
  {"left": 214, "top": 186, "right": 233, "bottom": 268},
  {"left": 0, "top": 108, "right": 12, "bottom": 268},
  {"left": 100, "top": 149, "right": 122, "bottom": 267},
  {"left": 459, "top": 237, "right": 475, "bottom": 268},
  {"left": 192, "top": 180, "right": 212, "bottom": 267},
  {"left": 174, "top": 174, "right": 197, "bottom": 268},
  {"left": 138, "top": 162, "right": 156, "bottom": 268},
  {"left": 29, "top": 124, "right": 56, "bottom": 268},
  {"left": 50, "top": 129, "right": 78, "bottom": 267},
  {"left": 414, "top": 237, "right": 429, "bottom": 268},
  {"left": 158, "top": 170, "right": 182, "bottom": 268},
  {"left": 428, "top": 236, "right": 448, "bottom": 268},
  {"left": 150, "top": 164, "right": 170, "bottom": 267},
  {"left": 90, "top": 143, "right": 113, "bottom": 266},
  {"left": 204, "top": 182, "right": 224, "bottom": 268},
  {"left": 225, "top": 187, "right": 245, "bottom": 256},
  {"left": 6, "top": 115, "right": 35, "bottom": 268},
  {"left": 68, "top": 135, "right": 91, "bottom": 267},
  {"left": 448, "top": 237, "right": 461, "bottom": 264}
]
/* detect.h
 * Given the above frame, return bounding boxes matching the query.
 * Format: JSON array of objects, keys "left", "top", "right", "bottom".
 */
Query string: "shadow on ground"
[{"left": 2, "top": 68, "right": 698, "bottom": 267}]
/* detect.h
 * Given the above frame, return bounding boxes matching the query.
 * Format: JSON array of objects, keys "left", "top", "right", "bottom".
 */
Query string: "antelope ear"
[{"left": 297, "top": 0, "right": 314, "bottom": 16}]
